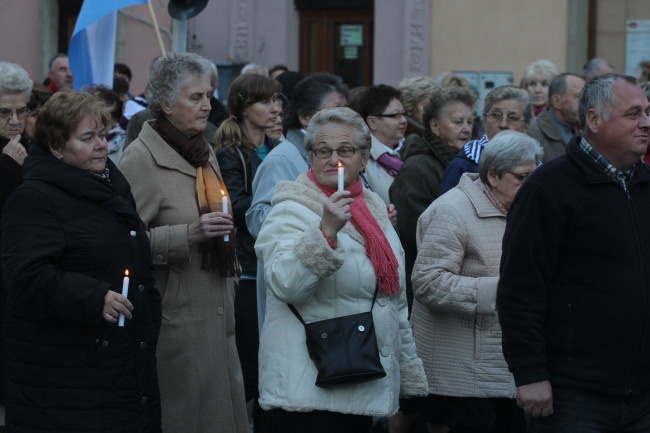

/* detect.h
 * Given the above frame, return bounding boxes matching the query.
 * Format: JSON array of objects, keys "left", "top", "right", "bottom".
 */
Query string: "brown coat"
[{"left": 119, "top": 121, "right": 249, "bottom": 433}]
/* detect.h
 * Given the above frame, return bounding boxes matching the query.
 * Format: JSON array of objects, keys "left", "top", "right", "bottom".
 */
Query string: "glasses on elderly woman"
[
  {"left": 371, "top": 112, "right": 407, "bottom": 121},
  {"left": 0, "top": 106, "right": 28, "bottom": 123},
  {"left": 313, "top": 146, "right": 359, "bottom": 159},
  {"left": 486, "top": 111, "right": 522, "bottom": 124}
]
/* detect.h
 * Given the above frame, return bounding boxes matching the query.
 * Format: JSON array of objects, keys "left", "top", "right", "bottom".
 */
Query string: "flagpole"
[{"left": 147, "top": 0, "right": 167, "bottom": 55}]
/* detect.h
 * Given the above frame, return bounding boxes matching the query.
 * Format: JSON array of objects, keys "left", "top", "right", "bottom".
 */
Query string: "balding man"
[
  {"left": 498, "top": 74, "right": 650, "bottom": 431},
  {"left": 527, "top": 73, "right": 585, "bottom": 162},
  {"left": 46, "top": 53, "right": 74, "bottom": 92},
  {"left": 582, "top": 57, "right": 615, "bottom": 82}
]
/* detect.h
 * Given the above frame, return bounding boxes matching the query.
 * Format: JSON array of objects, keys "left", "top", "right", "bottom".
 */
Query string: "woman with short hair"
[
  {"left": 411, "top": 130, "right": 543, "bottom": 433},
  {"left": 255, "top": 107, "right": 428, "bottom": 433},
  {"left": 397, "top": 75, "right": 440, "bottom": 138},
  {"left": 521, "top": 59, "right": 560, "bottom": 117},
  {"left": 119, "top": 52, "right": 249, "bottom": 433},
  {"left": 1, "top": 90, "right": 162, "bottom": 433}
]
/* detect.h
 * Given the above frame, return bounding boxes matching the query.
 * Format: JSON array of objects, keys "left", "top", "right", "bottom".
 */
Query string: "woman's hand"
[
  {"left": 320, "top": 191, "right": 353, "bottom": 239},
  {"left": 187, "top": 211, "right": 234, "bottom": 246},
  {"left": 2, "top": 134, "right": 27, "bottom": 166},
  {"left": 102, "top": 290, "right": 133, "bottom": 324},
  {"left": 387, "top": 203, "right": 397, "bottom": 228}
]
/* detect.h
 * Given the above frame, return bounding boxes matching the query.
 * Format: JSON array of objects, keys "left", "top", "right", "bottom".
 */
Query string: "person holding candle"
[
  {"left": 214, "top": 73, "right": 282, "bottom": 428},
  {"left": 254, "top": 107, "right": 428, "bottom": 432},
  {"left": 0, "top": 90, "right": 162, "bottom": 432},
  {"left": 118, "top": 52, "right": 248, "bottom": 433}
]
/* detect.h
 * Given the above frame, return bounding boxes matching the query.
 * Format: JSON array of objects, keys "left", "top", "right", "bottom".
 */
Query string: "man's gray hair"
[
  {"left": 146, "top": 52, "right": 212, "bottom": 119},
  {"left": 483, "top": 86, "right": 532, "bottom": 126},
  {"left": 479, "top": 130, "right": 543, "bottom": 184},
  {"left": 0, "top": 62, "right": 33, "bottom": 96},
  {"left": 578, "top": 73, "right": 638, "bottom": 135},
  {"left": 305, "top": 107, "right": 371, "bottom": 163},
  {"left": 582, "top": 58, "right": 615, "bottom": 82}
]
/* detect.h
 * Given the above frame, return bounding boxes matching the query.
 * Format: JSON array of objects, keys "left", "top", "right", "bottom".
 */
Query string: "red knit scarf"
[{"left": 307, "top": 171, "right": 400, "bottom": 296}]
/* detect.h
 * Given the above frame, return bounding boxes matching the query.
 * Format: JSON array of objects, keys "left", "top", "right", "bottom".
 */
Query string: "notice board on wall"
[{"left": 626, "top": 20, "right": 650, "bottom": 79}]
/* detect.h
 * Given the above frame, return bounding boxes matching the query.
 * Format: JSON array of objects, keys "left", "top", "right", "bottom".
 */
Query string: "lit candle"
[
  {"left": 118, "top": 270, "right": 129, "bottom": 327},
  {"left": 337, "top": 162, "right": 344, "bottom": 192},
  {"left": 221, "top": 190, "right": 230, "bottom": 242}
]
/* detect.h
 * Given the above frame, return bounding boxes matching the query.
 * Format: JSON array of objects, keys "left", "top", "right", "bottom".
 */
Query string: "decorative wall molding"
[
  {"left": 229, "top": 0, "right": 253, "bottom": 63},
  {"left": 404, "top": 0, "right": 430, "bottom": 77}
]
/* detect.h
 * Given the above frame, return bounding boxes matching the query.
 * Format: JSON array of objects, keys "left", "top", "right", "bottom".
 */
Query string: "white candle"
[
  {"left": 337, "top": 162, "right": 344, "bottom": 192},
  {"left": 118, "top": 270, "right": 129, "bottom": 327},
  {"left": 221, "top": 190, "right": 230, "bottom": 242}
]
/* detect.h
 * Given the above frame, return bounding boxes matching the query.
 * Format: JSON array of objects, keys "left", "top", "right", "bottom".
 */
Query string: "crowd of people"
[{"left": 0, "top": 50, "right": 649, "bottom": 433}]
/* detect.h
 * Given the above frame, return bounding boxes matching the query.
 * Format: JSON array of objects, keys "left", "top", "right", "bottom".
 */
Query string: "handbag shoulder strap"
[{"left": 288, "top": 285, "right": 380, "bottom": 325}]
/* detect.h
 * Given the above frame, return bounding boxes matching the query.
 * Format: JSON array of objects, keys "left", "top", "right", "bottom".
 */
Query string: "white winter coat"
[{"left": 255, "top": 174, "right": 428, "bottom": 416}]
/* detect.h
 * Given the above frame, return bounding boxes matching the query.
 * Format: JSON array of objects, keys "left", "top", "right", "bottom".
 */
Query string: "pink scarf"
[{"left": 307, "top": 171, "right": 400, "bottom": 296}]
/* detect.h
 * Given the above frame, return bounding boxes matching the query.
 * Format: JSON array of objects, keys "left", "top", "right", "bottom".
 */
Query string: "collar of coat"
[
  {"left": 271, "top": 173, "right": 390, "bottom": 246},
  {"left": 137, "top": 120, "right": 220, "bottom": 178}
]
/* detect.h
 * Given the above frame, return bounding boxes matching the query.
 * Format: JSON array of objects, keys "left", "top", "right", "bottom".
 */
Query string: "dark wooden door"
[{"left": 299, "top": 9, "right": 373, "bottom": 88}]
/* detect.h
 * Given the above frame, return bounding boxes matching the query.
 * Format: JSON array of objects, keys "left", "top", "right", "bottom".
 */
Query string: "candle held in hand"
[
  {"left": 221, "top": 190, "right": 230, "bottom": 242},
  {"left": 337, "top": 162, "right": 344, "bottom": 192},
  {"left": 118, "top": 270, "right": 129, "bottom": 327}
]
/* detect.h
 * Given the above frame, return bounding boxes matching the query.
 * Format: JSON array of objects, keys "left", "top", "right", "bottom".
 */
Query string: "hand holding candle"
[
  {"left": 337, "top": 162, "right": 344, "bottom": 192},
  {"left": 221, "top": 190, "right": 230, "bottom": 242},
  {"left": 118, "top": 270, "right": 129, "bottom": 327}
]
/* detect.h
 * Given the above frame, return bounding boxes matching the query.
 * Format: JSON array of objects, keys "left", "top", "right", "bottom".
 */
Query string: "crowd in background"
[{"left": 0, "top": 50, "right": 649, "bottom": 433}]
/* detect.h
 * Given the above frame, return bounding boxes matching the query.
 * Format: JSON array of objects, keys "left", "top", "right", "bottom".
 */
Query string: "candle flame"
[
  {"left": 338, "top": 162, "right": 342, "bottom": 168},
  {"left": 220, "top": 189, "right": 225, "bottom": 196},
  {"left": 125, "top": 270, "right": 129, "bottom": 277}
]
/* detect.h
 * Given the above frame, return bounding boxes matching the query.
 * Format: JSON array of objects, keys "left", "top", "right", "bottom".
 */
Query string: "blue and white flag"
[{"left": 69, "top": 0, "right": 149, "bottom": 90}]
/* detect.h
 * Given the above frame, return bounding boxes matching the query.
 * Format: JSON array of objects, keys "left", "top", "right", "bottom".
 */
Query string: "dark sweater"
[{"left": 497, "top": 138, "right": 650, "bottom": 397}]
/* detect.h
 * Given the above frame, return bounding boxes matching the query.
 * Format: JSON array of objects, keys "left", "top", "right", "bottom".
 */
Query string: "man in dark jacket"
[
  {"left": 527, "top": 73, "right": 585, "bottom": 163},
  {"left": 497, "top": 74, "right": 650, "bottom": 432}
]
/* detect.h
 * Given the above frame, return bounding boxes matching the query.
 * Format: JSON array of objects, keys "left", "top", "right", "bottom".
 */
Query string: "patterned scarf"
[
  {"left": 307, "top": 171, "right": 400, "bottom": 296},
  {"left": 375, "top": 152, "right": 403, "bottom": 177}
]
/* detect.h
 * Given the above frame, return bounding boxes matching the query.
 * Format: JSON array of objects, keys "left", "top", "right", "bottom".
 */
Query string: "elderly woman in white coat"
[
  {"left": 255, "top": 107, "right": 427, "bottom": 433},
  {"left": 410, "top": 130, "right": 543, "bottom": 433},
  {"left": 119, "top": 53, "right": 248, "bottom": 433}
]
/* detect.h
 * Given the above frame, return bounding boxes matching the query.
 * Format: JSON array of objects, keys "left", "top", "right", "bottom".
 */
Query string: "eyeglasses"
[
  {"left": 371, "top": 112, "right": 407, "bottom": 121},
  {"left": 486, "top": 111, "right": 523, "bottom": 124},
  {"left": 312, "top": 146, "right": 359, "bottom": 159},
  {"left": 507, "top": 171, "right": 530, "bottom": 183},
  {"left": 0, "top": 107, "right": 28, "bottom": 122}
]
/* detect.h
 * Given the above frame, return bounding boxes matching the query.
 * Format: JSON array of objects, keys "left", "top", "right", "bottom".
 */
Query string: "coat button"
[
  {"left": 380, "top": 347, "right": 391, "bottom": 357},
  {"left": 102, "top": 340, "right": 109, "bottom": 347},
  {"left": 217, "top": 307, "right": 224, "bottom": 315},
  {"left": 140, "top": 341, "right": 147, "bottom": 349},
  {"left": 155, "top": 254, "right": 164, "bottom": 263},
  {"left": 141, "top": 396, "right": 148, "bottom": 404},
  {"left": 138, "top": 284, "right": 145, "bottom": 292},
  {"left": 130, "top": 230, "right": 136, "bottom": 237},
  {"left": 377, "top": 298, "right": 388, "bottom": 307}
]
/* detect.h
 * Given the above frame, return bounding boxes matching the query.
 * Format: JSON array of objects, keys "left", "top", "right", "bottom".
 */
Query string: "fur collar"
[{"left": 272, "top": 174, "right": 389, "bottom": 246}]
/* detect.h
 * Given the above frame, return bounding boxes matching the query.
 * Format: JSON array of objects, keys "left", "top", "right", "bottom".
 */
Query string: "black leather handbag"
[{"left": 288, "top": 287, "right": 386, "bottom": 387}]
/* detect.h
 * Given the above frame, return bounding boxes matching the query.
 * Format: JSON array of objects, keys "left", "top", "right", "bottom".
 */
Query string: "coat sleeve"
[
  {"left": 411, "top": 199, "right": 498, "bottom": 315},
  {"left": 390, "top": 153, "right": 438, "bottom": 260},
  {"left": 255, "top": 201, "right": 345, "bottom": 304},
  {"left": 1, "top": 188, "right": 108, "bottom": 326},
  {"left": 439, "top": 157, "right": 473, "bottom": 195},
  {"left": 0, "top": 154, "right": 23, "bottom": 216},
  {"left": 217, "top": 149, "right": 251, "bottom": 230},
  {"left": 119, "top": 143, "right": 191, "bottom": 265},
  {"left": 497, "top": 180, "right": 563, "bottom": 386},
  {"left": 246, "top": 151, "right": 303, "bottom": 239}
]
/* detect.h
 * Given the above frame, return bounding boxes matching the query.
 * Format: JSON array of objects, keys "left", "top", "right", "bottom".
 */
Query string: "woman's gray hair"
[
  {"left": 146, "top": 52, "right": 212, "bottom": 118},
  {"left": 521, "top": 59, "right": 560, "bottom": 87},
  {"left": 0, "top": 62, "right": 33, "bottom": 96},
  {"left": 483, "top": 86, "right": 533, "bottom": 126},
  {"left": 304, "top": 107, "right": 371, "bottom": 163},
  {"left": 423, "top": 86, "right": 476, "bottom": 127},
  {"left": 397, "top": 76, "right": 440, "bottom": 117},
  {"left": 578, "top": 73, "right": 637, "bottom": 135},
  {"left": 478, "top": 130, "right": 543, "bottom": 184}
]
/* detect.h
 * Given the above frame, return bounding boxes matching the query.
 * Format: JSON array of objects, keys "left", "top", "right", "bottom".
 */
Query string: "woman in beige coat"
[
  {"left": 119, "top": 53, "right": 249, "bottom": 433},
  {"left": 411, "top": 130, "right": 542, "bottom": 433}
]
